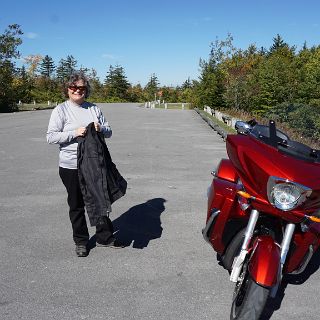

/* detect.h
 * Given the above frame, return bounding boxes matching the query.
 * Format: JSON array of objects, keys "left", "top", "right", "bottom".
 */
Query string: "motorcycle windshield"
[
  {"left": 226, "top": 126, "right": 320, "bottom": 210},
  {"left": 250, "top": 124, "right": 320, "bottom": 163}
]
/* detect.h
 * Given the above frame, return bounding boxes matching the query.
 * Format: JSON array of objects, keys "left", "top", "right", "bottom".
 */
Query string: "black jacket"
[{"left": 77, "top": 122, "right": 127, "bottom": 226}]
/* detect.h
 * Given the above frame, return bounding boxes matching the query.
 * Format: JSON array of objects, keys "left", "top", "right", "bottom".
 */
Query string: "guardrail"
[
  {"left": 203, "top": 106, "right": 241, "bottom": 129},
  {"left": 145, "top": 101, "right": 191, "bottom": 109},
  {"left": 195, "top": 108, "right": 228, "bottom": 140}
]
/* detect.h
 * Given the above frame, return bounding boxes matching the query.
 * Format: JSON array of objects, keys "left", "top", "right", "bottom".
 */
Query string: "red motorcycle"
[{"left": 203, "top": 120, "right": 320, "bottom": 319}]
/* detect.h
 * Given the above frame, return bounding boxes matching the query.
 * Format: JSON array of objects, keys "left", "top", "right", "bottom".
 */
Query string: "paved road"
[{"left": 0, "top": 103, "right": 319, "bottom": 320}]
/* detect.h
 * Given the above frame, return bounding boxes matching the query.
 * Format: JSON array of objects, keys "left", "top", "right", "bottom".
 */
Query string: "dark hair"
[{"left": 63, "top": 71, "right": 91, "bottom": 98}]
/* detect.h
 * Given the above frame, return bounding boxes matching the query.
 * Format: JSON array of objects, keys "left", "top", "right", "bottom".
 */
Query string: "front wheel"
[{"left": 230, "top": 271, "right": 270, "bottom": 320}]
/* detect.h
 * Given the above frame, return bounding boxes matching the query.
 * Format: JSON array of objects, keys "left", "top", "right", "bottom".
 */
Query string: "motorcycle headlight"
[{"left": 267, "top": 176, "right": 312, "bottom": 211}]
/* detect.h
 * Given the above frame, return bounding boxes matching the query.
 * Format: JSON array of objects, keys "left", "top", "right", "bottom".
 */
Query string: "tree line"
[
  {"left": 192, "top": 33, "right": 320, "bottom": 143},
  {"left": 1, "top": 24, "right": 320, "bottom": 143},
  {"left": 0, "top": 24, "right": 192, "bottom": 113}
]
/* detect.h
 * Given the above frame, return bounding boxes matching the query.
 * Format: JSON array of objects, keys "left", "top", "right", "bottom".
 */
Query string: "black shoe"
[
  {"left": 96, "top": 237, "right": 125, "bottom": 249},
  {"left": 75, "top": 244, "right": 89, "bottom": 257}
]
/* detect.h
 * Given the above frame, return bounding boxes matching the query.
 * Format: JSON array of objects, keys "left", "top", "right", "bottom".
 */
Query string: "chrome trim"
[
  {"left": 230, "top": 209, "right": 260, "bottom": 282},
  {"left": 202, "top": 209, "right": 220, "bottom": 243},
  {"left": 235, "top": 121, "right": 252, "bottom": 135},
  {"left": 267, "top": 176, "right": 312, "bottom": 211},
  {"left": 270, "top": 223, "right": 295, "bottom": 297},
  {"left": 242, "top": 209, "right": 260, "bottom": 251},
  {"left": 289, "top": 245, "right": 314, "bottom": 275},
  {"left": 280, "top": 223, "right": 296, "bottom": 265}
]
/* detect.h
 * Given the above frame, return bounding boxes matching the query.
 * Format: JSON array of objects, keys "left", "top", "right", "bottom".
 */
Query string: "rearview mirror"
[{"left": 235, "top": 121, "right": 252, "bottom": 135}]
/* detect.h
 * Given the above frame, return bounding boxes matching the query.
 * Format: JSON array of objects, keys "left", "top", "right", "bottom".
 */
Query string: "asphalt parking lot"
[{"left": 0, "top": 103, "right": 319, "bottom": 319}]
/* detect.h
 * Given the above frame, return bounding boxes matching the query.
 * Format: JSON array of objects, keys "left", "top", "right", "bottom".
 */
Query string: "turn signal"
[
  {"left": 309, "top": 216, "right": 320, "bottom": 223},
  {"left": 237, "top": 191, "right": 252, "bottom": 199}
]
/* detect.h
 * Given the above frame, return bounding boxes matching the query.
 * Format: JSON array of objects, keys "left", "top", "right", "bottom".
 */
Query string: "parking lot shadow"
[{"left": 112, "top": 198, "right": 167, "bottom": 249}]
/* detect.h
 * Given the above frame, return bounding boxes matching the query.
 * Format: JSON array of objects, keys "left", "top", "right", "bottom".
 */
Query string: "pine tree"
[
  {"left": 56, "top": 58, "right": 68, "bottom": 83},
  {"left": 56, "top": 55, "right": 78, "bottom": 83},
  {"left": 79, "top": 65, "right": 89, "bottom": 76},
  {"left": 87, "top": 68, "right": 103, "bottom": 101},
  {"left": 269, "top": 34, "right": 289, "bottom": 53},
  {"left": 144, "top": 73, "right": 159, "bottom": 100},
  {"left": 181, "top": 77, "right": 192, "bottom": 90},
  {"left": 39, "top": 55, "right": 55, "bottom": 78},
  {"left": 104, "top": 64, "right": 130, "bottom": 100},
  {"left": 65, "top": 55, "right": 77, "bottom": 77}
]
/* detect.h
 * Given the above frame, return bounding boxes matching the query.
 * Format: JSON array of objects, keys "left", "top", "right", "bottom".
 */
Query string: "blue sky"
[{"left": 1, "top": 0, "right": 320, "bottom": 86}]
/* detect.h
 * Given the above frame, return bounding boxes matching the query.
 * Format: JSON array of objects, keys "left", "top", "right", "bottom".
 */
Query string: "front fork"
[
  {"left": 230, "top": 209, "right": 259, "bottom": 282},
  {"left": 270, "top": 223, "right": 295, "bottom": 297},
  {"left": 230, "top": 208, "right": 296, "bottom": 291}
]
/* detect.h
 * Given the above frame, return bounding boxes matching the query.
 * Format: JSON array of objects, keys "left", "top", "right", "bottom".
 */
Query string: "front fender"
[{"left": 248, "top": 236, "right": 280, "bottom": 287}]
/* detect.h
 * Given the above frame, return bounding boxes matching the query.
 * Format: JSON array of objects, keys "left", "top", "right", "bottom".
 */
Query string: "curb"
[{"left": 194, "top": 108, "right": 228, "bottom": 140}]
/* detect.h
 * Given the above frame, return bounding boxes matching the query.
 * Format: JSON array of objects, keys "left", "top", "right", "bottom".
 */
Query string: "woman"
[{"left": 47, "top": 72, "right": 123, "bottom": 257}]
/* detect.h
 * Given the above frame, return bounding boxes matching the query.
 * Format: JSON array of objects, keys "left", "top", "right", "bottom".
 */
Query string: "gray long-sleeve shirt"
[{"left": 46, "top": 100, "right": 112, "bottom": 169}]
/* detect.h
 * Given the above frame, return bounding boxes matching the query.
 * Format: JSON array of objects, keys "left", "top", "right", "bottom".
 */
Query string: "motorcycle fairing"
[
  {"left": 284, "top": 229, "right": 320, "bottom": 273},
  {"left": 226, "top": 134, "right": 320, "bottom": 212},
  {"left": 215, "top": 158, "right": 238, "bottom": 183},
  {"left": 206, "top": 177, "right": 248, "bottom": 254},
  {"left": 207, "top": 158, "right": 239, "bottom": 224}
]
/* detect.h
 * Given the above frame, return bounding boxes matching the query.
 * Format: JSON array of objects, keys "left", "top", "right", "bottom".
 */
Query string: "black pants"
[{"left": 59, "top": 167, "right": 114, "bottom": 245}]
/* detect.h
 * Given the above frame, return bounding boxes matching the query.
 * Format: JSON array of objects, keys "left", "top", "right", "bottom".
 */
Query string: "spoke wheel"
[{"left": 230, "top": 263, "right": 270, "bottom": 320}]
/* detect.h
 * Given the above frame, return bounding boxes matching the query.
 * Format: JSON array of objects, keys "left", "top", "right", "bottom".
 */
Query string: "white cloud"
[
  {"left": 101, "top": 53, "right": 117, "bottom": 59},
  {"left": 25, "top": 32, "right": 39, "bottom": 39}
]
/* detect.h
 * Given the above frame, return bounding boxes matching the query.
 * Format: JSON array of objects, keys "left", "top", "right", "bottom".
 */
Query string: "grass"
[
  {"left": 18, "top": 103, "right": 56, "bottom": 111},
  {"left": 197, "top": 109, "right": 236, "bottom": 134}
]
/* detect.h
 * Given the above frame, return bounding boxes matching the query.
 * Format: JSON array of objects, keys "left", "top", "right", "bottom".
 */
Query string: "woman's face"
[{"left": 68, "top": 80, "right": 87, "bottom": 105}]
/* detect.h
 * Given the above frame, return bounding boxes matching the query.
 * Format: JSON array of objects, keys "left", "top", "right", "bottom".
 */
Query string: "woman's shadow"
[
  {"left": 111, "top": 197, "right": 166, "bottom": 249},
  {"left": 260, "top": 247, "right": 320, "bottom": 319}
]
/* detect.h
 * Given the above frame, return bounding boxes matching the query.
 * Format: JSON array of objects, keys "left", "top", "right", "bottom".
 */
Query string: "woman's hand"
[
  {"left": 94, "top": 122, "right": 101, "bottom": 132},
  {"left": 75, "top": 127, "right": 87, "bottom": 137}
]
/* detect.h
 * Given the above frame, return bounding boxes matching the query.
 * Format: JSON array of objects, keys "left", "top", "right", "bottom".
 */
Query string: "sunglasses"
[{"left": 68, "top": 85, "right": 87, "bottom": 91}]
